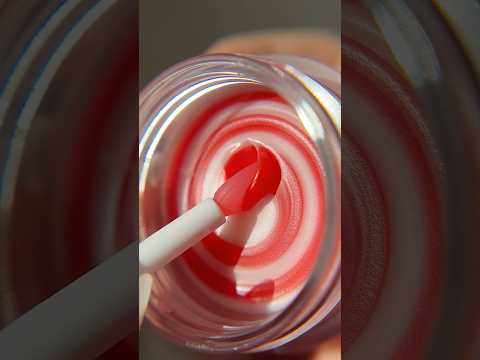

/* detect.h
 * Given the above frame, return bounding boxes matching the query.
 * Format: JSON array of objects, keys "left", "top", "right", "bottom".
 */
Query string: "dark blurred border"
[
  {"left": 0, "top": 0, "right": 138, "bottom": 358},
  {"left": 342, "top": 0, "right": 480, "bottom": 359}
]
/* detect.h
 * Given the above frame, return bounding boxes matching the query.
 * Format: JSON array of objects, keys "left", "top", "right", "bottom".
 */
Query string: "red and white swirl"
[{"left": 146, "top": 91, "right": 326, "bottom": 325}]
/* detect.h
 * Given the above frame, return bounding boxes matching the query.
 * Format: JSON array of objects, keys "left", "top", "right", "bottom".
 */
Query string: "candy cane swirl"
[{"left": 145, "top": 91, "right": 326, "bottom": 327}]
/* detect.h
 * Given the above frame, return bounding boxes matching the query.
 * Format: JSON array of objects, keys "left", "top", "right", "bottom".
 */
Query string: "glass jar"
[{"left": 139, "top": 54, "right": 340, "bottom": 353}]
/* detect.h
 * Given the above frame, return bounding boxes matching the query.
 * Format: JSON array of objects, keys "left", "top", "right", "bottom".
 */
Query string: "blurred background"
[{"left": 140, "top": 0, "right": 340, "bottom": 87}]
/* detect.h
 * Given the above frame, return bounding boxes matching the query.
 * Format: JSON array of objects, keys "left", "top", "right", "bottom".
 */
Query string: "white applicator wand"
[
  {"left": 139, "top": 144, "right": 281, "bottom": 276},
  {"left": 139, "top": 198, "right": 226, "bottom": 274}
]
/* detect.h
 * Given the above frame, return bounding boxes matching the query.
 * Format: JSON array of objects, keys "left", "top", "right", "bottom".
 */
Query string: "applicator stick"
[{"left": 139, "top": 199, "right": 225, "bottom": 274}]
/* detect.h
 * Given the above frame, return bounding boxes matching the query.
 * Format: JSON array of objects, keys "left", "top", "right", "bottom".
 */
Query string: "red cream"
[
  {"left": 143, "top": 91, "right": 327, "bottom": 324},
  {"left": 214, "top": 144, "right": 281, "bottom": 215}
]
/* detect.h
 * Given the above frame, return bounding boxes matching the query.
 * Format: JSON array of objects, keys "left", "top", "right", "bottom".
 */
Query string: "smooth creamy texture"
[{"left": 147, "top": 92, "right": 326, "bottom": 325}]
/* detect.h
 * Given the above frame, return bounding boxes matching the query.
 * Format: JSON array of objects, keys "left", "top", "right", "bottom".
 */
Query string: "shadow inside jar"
[{"left": 204, "top": 196, "right": 276, "bottom": 301}]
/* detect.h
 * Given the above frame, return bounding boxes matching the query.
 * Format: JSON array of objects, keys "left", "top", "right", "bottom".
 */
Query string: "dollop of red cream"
[{"left": 214, "top": 144, "right": 281, "bottom": 215}]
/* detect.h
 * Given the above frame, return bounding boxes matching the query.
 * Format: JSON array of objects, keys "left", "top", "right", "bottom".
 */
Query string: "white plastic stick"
[{"left": 139, "top": 198, "right": 226, "bottom": 274}]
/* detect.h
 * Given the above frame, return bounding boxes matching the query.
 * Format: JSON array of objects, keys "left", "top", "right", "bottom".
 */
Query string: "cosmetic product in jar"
[{"left": 139, "top": 54, "right": 340, "bottom": 353}]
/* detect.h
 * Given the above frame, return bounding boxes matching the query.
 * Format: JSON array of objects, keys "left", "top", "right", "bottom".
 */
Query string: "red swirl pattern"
[{"left": 150, "top": 91, "right": 327, "bottom": 322}]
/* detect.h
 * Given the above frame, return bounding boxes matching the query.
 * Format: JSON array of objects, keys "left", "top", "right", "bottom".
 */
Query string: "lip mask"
[{"left": 145, "top": 90, "right": 326, "bottom": 326}]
